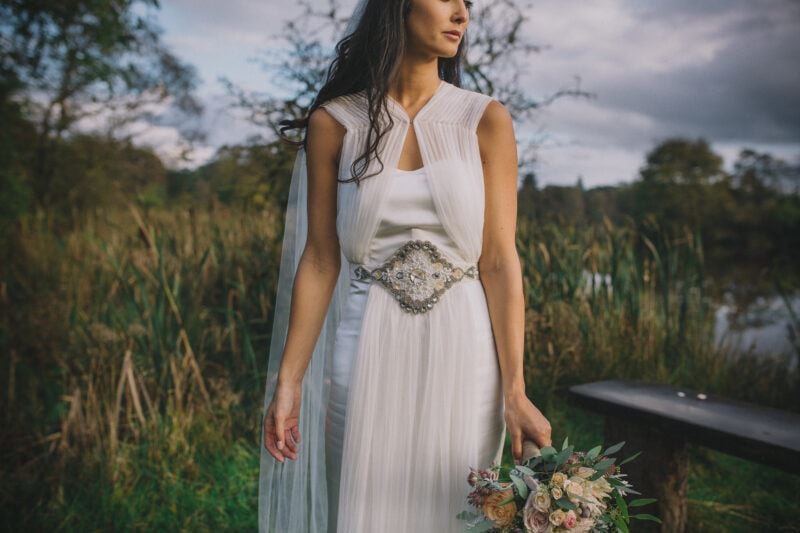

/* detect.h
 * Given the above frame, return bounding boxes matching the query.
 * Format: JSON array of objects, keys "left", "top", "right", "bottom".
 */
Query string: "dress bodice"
[
  {"left": 322, "top": 80, "right": 494, "bottom": 265},
  {"left": 366, "top": 166, "right": 462, "bottom": 267}
]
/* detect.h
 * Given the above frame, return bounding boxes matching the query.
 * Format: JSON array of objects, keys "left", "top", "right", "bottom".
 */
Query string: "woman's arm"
[
  {"left": 476, "top": 100, "right": 552, "bottom": 460},
  {"left": 277, "top": 106, "right": 345, "bottom": 387},
  {"left": 264, "top": 106, "right": 344, "bottom": 462}
]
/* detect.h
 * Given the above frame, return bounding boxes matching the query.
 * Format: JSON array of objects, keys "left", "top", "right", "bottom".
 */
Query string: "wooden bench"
[{"left": 566, "top": 379, "right": 800, "bottom": 532}]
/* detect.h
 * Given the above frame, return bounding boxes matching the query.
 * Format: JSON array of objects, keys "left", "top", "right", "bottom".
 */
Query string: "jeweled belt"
[{"left": 349, "top": 239, "right": 479, "bottom": 314}]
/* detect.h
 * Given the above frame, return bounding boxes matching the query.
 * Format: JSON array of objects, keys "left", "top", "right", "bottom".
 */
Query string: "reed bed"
[{"left": 516, "top": 215, "right": 798, "bottom": 409}]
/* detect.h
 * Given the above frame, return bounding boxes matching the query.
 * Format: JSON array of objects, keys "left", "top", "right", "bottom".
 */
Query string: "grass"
[
  {"left": 46, "top": 415, "right": 258, "bottom": 532},
  {"left": 11, "top": 397, "right": 794, "bottom": 532}
]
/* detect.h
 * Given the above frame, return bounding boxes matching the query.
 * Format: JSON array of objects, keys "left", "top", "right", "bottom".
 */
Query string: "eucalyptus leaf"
[
  {"left": 618, "top": 450, "right": 642, "bottom": 466},
  {"left": 594, "top": 457, "right": 616, "bottom": 471},
  {"left": 628, "top": 498, "right": 657, "bottom": 507},
  {"left": 588, "top": 470, "right": 606, "bottom": 481},
  {"left": 630, "top": 513, "right": 663, "bottom": 523},
  {"left": 554, "top": 497, "right": 577, "bottom": 510},
  {"left": 539, "top": 446, "right": 557, "bottom": 458},
  {"left": 466, "top": 518, "right": 497, "bottom": 532},
  {"left": 509, "top": 473, "right": 529, "bottom": 500},
  {"left": 586, "top": 444, "right": 602, "bottom": 460},
  {"left": 516, "top": 465, "right": 536, "bottom": 476},
  {"left": 554, "top": 448, "right": 572, "bottom": 468},
  {"left": 602, "top": 440, "right": 625, "bottom": 456},
  {"left": 612, "top": 514, "right": 630, "bottom": 533},
  {"left": 614, "top": 491, "right": 629, "bottom": 520}
]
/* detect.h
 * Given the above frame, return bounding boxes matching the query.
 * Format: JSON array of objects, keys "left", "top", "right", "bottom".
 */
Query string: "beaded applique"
[{"left": 352, "top": 239, "right": 479, "bottom": 314}]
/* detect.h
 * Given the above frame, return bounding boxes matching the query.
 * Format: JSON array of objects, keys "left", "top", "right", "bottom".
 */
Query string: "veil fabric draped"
[
  {"left": 257, "top": 5, "right": 366, "bottom": 531},
  {"left": 257, "top": 147, "right": 351, "bottom": 533}
]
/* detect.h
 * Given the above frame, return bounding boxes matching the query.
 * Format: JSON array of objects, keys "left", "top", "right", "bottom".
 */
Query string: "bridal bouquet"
[{"left": 456, "top": 438, "right": 661, "bottom": 532}]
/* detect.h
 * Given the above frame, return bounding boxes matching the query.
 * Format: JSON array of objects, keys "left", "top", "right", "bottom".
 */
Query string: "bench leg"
[{"left": 604, "top": 416, "right": 689, "bottom": 533}]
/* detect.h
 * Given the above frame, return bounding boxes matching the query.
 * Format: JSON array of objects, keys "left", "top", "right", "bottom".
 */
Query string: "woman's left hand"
[{"left": 503, "top": 391, "right": 553, "bottom": 462}]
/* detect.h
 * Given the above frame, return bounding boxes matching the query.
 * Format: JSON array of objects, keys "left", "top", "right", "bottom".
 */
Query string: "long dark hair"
[{"left": 278, "top": 0, "right": 471, "bottom": 186}]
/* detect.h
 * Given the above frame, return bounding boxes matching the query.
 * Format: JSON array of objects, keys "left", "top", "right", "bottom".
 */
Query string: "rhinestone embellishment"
[{"left": 352, "top": 240, "right": 479, "bottom": 314}]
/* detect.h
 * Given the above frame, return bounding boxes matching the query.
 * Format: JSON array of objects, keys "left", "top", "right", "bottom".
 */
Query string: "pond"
[{"left": 714, "top": 291, "right": 799, "bottom": 370}]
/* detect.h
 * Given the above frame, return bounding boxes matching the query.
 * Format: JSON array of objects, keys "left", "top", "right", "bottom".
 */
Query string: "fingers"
[
  {"left": 537, "top": 432, "right": 552, "bottom": 448},
  {"left": 275, "top": 413, "right": 286, "bottom": 451},
  {"left": 511, "top": 431, "right": 522, "bottom": 463},
  {"left": 263, "top": 415, "right": 286, "bottom": 463},
  {"left": 281, "top": 428, "right": 299, "bottom": 460},
  {"left": 541, "top": 419, "right": 553, "bottom": 448}
]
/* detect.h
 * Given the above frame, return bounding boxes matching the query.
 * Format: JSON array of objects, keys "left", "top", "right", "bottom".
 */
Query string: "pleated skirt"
[{"left": 325, "top": 264, "right": 506, "bottom": 532}]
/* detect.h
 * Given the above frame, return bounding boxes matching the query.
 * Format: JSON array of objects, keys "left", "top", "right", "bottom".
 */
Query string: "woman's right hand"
[{"left": 263, "top": 380, "right": 303, "bottom": 463}]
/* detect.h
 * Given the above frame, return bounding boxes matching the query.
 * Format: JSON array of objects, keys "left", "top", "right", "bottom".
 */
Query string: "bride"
[{"left": 259, "top": 0, "right": 552, "bottom": 531}]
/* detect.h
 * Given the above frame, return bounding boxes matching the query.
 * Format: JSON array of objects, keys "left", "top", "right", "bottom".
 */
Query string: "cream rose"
[
  {"left": 550, "top": 472, "right": 567, "bottom": 488},
  {"left": 550, "top": 486, "right": 563, "bottom": 500},
  {"left": 532, "top": 488, "right": 552, "bottom": 512},
  {"left": 565, "top": 479, "right": 584, "bottom": 500},
  {"left": 548, "top": 509, "right": 566, "bottom": 526},
  {"left": 575, "top": 467, "right": 595, "bottom": 479},
  {"left": 590, "top": 482, "right": 608, "bottom": 499},
  {"left": 589, "top": 477, "right": 612, "bottom": 499}
]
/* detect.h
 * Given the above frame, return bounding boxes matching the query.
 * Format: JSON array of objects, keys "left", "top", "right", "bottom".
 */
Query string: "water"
[
  {"left": 714, "top": 291, "right": 799, "bottom": 368},
  {"left": 580, "top": 270, "right": 799, "bottom": 369}
]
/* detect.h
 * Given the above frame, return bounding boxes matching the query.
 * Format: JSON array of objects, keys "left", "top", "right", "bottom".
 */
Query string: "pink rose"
[
  {"left": 562, "top": 509, "right": 577, "bottom": 529},
  {"left": 565, "top": 453, "right": 581, "bottom": 465}
]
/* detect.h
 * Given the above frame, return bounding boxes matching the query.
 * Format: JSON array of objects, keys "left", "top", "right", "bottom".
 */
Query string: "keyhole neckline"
[{"left": 385, "top": 79, "right": 447, "bottom": 124}]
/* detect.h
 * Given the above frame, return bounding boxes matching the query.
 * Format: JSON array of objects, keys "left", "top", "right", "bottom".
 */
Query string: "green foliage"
[
  {"left": 45, "top": 415, "right": 258, "bottom": 531},
  {"left": 639, "top": 138, "right": 726, "bottom": 185},
  {"left": 0, "top": 0, "right": 201, "bottom": 214}
]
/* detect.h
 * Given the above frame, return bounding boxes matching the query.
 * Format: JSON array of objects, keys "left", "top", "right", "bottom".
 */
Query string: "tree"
[
  {"left": 0, "top": 0, "right": 203, "bottom": 210},
  {"left": 732, "top": 148, "right": 800, "bottom": 197},
  {"left": 638, "top": 138, "right": 726, "bottom": 186}
]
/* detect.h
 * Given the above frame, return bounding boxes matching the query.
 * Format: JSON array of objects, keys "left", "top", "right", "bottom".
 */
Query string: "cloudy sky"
[{"left": 152, "top": 0, "right": 800, "bottom": 187}]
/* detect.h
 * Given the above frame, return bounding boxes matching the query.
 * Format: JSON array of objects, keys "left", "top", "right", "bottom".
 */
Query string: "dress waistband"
[{"left": 347, "top": 239, "right": 479, "bottom": 314}]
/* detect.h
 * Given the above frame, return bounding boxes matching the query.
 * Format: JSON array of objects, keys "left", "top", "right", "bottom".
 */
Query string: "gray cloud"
[
  {"left": 604, "top": 0, "right": 800, "bottom": 142},
  {"left": 150, "top": 0, "right": 800, "bottom": 185},
  {"left": 517, "top": 0, "right": 800, "bottom": 185}
]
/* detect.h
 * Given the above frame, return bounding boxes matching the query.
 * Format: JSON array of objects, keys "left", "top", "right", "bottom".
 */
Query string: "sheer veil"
[{"left": 257, "top": 2, "right": 368, "bottom": 532}]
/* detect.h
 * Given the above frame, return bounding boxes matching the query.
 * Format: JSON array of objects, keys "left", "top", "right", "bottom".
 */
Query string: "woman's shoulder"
[
  {"left": 445, "top": 81, "right": 496, "bottom": 107},
  {"left": 316, "top": 90, "right": 369, "bottom": 131},
  {"left": 441, "top": 81, "right": 502, "bottom": 131}
]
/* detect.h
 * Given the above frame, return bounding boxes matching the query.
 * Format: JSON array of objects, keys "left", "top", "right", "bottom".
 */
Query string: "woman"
[{"left": 259, "top": 0, "right": 552, "bottom": 531}]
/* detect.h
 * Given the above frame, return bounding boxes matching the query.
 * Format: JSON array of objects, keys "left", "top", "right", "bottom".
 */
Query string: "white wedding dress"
[
  {"left": 257, "top": 80, "right": 506, "bottom": 533},
  {"left": 326, "top": 164, "right": 506, "bottom": 532}
]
